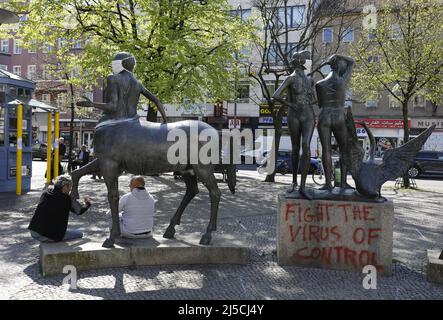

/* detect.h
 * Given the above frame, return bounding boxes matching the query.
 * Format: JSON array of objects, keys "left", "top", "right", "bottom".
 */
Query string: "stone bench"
[{"left": 39, "top": 233, "right": 250, "bottom": 276}]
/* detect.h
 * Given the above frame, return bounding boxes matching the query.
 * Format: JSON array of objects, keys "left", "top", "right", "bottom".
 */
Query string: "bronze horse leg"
[
  {"left": 100, "top": 159, "right": 121, "bottom": 248},
  {"left": 192, "top": 165, "right": 221, "bottom": 245},
  {"left": 70, "top": 159, "right": 100, "bottom": 200},
  {"left": 163, "top": 171, "right": 199, "bottom": 239}
]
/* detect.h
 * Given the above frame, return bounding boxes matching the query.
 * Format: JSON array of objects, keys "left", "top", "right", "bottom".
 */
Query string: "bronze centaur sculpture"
[{"left": 72, "top": 52, "right": 235, "bottom": 248}]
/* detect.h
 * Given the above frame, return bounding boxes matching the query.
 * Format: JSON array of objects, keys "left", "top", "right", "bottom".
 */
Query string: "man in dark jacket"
[{"left": 28, "top": 175, "right": 91, "bottom": 242}]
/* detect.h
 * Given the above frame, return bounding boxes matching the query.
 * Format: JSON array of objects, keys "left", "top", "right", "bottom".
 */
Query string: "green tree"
[
  {"left": 5, "top": 0, "right": 254, "bottom": 118},
  {"left": 351, "top": 0, "right": 443, "bottom": 187}
]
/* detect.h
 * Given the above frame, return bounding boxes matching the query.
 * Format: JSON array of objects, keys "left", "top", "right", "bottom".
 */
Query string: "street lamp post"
[
  {"left": 79, "top": 117, "right": 83, "bottom": 147},
  {"left": 233, "top": 5, "right": 243, "bottom": 130}
]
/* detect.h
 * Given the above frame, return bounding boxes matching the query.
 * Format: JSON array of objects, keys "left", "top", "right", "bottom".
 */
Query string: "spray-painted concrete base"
[
  {"left": 40, "top": 233, "right": 250, "bottom": 276},
  {"left": 277, "top": 193, "right": 394, "bottom": 275},
  {"left": 427, "top": 250, "right": 443, "bottom": 284}
]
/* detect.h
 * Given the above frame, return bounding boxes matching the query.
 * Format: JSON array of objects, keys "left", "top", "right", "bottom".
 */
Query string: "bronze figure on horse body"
[{"left": 73, "top": 52, "right": 235, "bottom": 248}]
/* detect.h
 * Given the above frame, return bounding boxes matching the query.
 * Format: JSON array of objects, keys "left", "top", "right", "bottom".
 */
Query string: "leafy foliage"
[
  {"left": 351, "top": 0, "right": 443, "bottom": 109},
  {"left": 3, "top": 0, "right": 254, "bottom": 104}
]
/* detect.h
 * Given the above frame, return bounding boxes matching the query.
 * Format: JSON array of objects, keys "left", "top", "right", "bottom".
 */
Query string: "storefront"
[
  {"left": 355, "top": 118, "right": 408, "bottom": 159},
  {"left": 410, "top": 118, "right": 443, "bottom": 151}
]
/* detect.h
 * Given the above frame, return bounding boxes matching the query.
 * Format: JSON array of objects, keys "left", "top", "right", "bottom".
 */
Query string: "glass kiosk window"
[{"left": 8, "top": 105, "right": 31, "bottom": 147}]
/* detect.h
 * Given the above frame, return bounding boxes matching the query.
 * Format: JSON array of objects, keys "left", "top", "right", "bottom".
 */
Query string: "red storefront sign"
[{"left": 355, "top": 118, "right": 410, "bottom": 129}]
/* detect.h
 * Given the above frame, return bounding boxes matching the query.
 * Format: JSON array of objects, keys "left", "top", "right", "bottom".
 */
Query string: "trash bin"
[{"left": 334, "top": 160, "right": 341, "bottom": 187}]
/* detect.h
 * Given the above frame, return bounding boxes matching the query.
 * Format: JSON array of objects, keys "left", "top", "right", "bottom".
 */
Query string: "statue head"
[
  {"left": 327, "top": 55, "right": 348, "bottom": 75},
  {"left": 290, "top": 50, "right": 310, "bottom": 69},
  {"left": 111, "top": 52, "right": 136, "bottom": 74}
]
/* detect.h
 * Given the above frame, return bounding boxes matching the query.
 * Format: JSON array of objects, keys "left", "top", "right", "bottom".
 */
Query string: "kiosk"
[
  {"left": 0, "top": 70, "right": 58, "bottom": 195},
  {"left": 0, "top": 70, "right": 36, "bottom": 193}
]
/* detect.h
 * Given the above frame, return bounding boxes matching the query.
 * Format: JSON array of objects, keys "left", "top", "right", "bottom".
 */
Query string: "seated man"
[
  {"left": 106, "top": 176, "right": 155, "bottom": 238},
  {"left": 28, "top": 175, "right": 91, "bottom": 242}
]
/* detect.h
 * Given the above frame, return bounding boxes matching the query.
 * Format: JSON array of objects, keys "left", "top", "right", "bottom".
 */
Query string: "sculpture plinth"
[
  {"left": 277, "top": 193, "right": 393, "bottom": 275},
  {"left": 426, "top": 250, "right": 443, "bottom": 284}
]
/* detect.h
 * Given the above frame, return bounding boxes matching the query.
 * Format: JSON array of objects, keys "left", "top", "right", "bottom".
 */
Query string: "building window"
[
  {"left": 13, "top": 39, "right": 22, "bottom": 54},
  {"left": 41, "top": 93, "right": 51, "bottom": 103},
  {"left": 42, "top": 43, "right": 52, "bottom": 53},
  {"left": 228, "top": 83, "right": 250, "bottom": 103},
  {"left": 70, "top": 65, "right": 80, "bottom": 79},
  {"left": 392, "top": 23, "right": 403, "bottom": 40},
  {"left": 367, "top": 55, "right": 381, "bottom": 64},
  {"left": 12, "top": 65, "right": 21, "bottom": 76},
  {"left": 413, "top": 94, "right": 426, "bottom": 108},
  {"left": 27, "top": 65, "right": 36, "bottom": 80},
  {"left": 57, "top": 93, "right": 66, "bottom": 108},
  {"left": 0, "top": 65, "right": 7, "bottom": 71},
  {"left": 238, "top": 45, "right": 251, "bottom": 63},
  {"left": 264, "top": 81, "right": 284, "bottom": 99},
  {"left": 289, "top": 6, "right": 305, "bottom": 28},
  {"left": 41, "top": 64, "right": 51, "bottom": 79},
  {"left": 267, "top": 6, "right": 305, "bottom": 29},
  {"left": 236, "top": 83, "right": 250, "bottom": 103},
  {"left": 268, "top": 42, "right": 297, "bottom": 66},
  {"left": 367, "top": 29, "right": 376, "bottom": 41},
  {"left": 28, "top": 40, "right": 37, "bottom": 53},
  {"left": 229, "top": 8, "right": 252, "bottom": 22},
  {"left": 365, "top": 100, "right": 378, "bottom": 108},
  {"left": 73, "top": 40, "right": 82, "bottom": 49},
  {"left": 343, "top": 28, "right": 354, "bottom": 42},
  {"left": 389, "top": 96, "right": 401, "bottom": 109},
  {"left": 58, "top": 37, "right": 67, "bottom": 48},
  {"left": 1, "top": 39, "right": 9, "bottom": 53},
  {"left": 322, "top": 28, "right": 333, "bottom": 43}
]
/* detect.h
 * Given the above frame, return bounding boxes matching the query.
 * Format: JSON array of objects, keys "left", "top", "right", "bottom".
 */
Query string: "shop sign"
[
  {"left": 355, "top": 118, "right": 408, "bottom": 129},
  {"left": 411, "top": 118, "right": 443, "bottom": 129}
]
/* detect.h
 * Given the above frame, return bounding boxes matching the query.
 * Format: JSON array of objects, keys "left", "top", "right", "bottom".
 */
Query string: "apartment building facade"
[{"left": 0, "top": 21, "right": 101, "bottom": 150}]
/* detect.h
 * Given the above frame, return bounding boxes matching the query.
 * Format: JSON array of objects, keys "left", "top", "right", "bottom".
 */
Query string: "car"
[
  {"left": 408, "top": 151, "right": 443, "bottom": 178},
  {"left": 32, "top": 143, "right": 47, "bottom": 160},
  {"left": 258, "top": 149, "right": 320, "bottom": 174},
  {"left": 240, "top": 149, "right": 268, "bottom": 165},
  {"left": 277, "top": 150, "right": 320, "bottom": 174}
]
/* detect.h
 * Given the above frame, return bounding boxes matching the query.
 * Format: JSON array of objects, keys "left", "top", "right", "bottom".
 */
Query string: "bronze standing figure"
[
  {"left": 273, "top": 50, "right": 315, "bottom": 199},
  {"left": 316, "top": 54, "right": 354, "bottom": 190}
]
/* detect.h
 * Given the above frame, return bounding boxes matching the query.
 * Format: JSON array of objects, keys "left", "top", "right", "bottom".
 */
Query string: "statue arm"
[
  {"left": 77, "top": 76, "right": 118, "bottom": 112},
  {"left": 272, "top": 76, "right": 293, "bottom": 99},
  {"left": 141, "top": 85, "right": 168, "bottom": 123},
  {"left": 340, "top": 55, "right": 355, "bottom": 84}
]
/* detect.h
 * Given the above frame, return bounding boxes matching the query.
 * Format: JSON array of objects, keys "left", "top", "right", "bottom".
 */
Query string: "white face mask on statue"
[{"left": 111, "top": 60, "right": 125, "bottom": 74}]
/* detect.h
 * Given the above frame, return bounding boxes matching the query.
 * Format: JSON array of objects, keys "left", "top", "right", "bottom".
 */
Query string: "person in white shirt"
[{"left": 106, "top": 176, "right": 155, "bottom": 238}]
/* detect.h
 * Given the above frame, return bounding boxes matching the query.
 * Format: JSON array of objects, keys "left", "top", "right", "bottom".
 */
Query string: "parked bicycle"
[{"left": 312, "top": 158, "right": 335, "bottom": 185}]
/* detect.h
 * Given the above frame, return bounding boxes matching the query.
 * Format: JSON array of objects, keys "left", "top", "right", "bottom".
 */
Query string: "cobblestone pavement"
[{"left": 0, "top": 161, "right": 442, "bottom": 300}]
